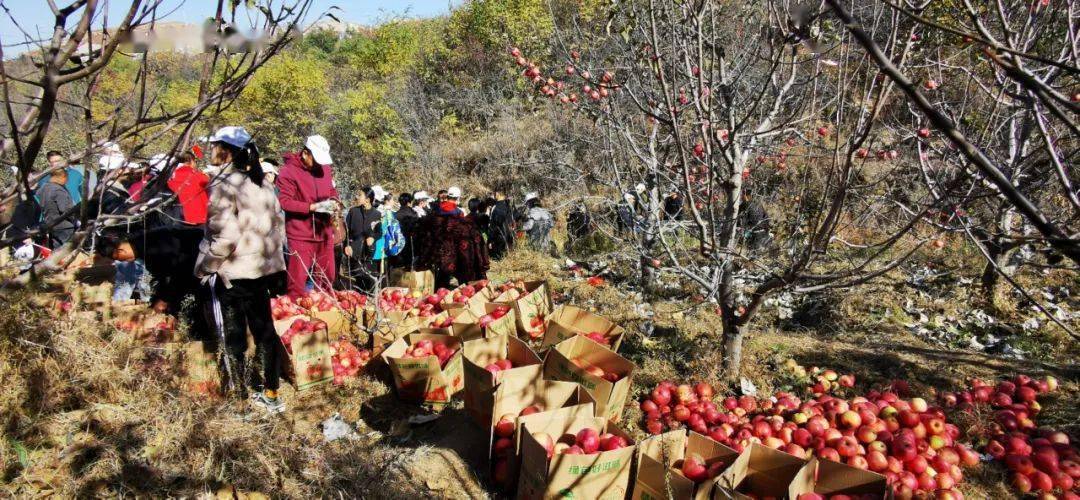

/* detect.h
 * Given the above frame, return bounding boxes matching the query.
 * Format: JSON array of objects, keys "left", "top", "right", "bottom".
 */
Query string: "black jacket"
[
  {"left": 395, "top": 205, "right": 419, "bottom": 237},
  {"left": 129, "top": 226, "right": 204, "bottom": 311},
  {"left": 37, "top": 181, "right": 75, "bottom": 247},
  {"left": 345, "top": 206, "right": 382, "bottom": 261}
]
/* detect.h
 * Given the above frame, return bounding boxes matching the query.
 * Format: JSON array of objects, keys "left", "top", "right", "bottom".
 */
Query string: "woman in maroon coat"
[
  {"left": 418, "top": 194, "right": 489, "bottom": 289},
  {"left": 275, "top": 135, "right": 340, "bottom": 298}
]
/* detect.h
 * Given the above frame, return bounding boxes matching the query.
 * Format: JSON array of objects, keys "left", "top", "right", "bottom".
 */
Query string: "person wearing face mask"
[
  {"left": 276, "top": 135, "right": 340, "bottom": 298},
  {"left": 195, "top": 126, "right": 287, "bottom": 413}
]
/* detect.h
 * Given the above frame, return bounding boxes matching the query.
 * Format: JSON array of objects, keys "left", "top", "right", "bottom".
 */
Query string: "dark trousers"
[
  {"left": 206, "top": 275, "right": 283, "bottom": 392},
  {"left": 346, "top": 257, "right": 383, "bottom": 294}
]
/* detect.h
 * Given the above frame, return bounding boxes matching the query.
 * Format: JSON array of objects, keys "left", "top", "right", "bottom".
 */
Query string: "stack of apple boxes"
[{"left": 377, "top": 278, "right": 892, "bottom": 499}]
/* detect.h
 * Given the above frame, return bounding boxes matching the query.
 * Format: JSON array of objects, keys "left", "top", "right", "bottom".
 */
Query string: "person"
[
  {"left": 167, "top": 152, "right": 210, "bottom": 225},
  {"left": 344, "top": 187, "right": 383, "bottom": 292},
  {"left": 616, "top": 192, "right": 639, "bottom": 234},
  {"left": 740, "top": 191, "right": 772, "bottom": 251},
  {"left": 521, "top": 192, "right": 555, "bottom": 253},
  {"left": 276, "top": 135, "right": 340, "bottom": 298},
  {"left": 413, "top": 191, "right": 432, "bottom": 217},
  {"left": 98, "top": 167, "right": 134, "bottom": 216},
  {"left": 195, "top": 125, "right": 287, "bottom": 413},
  {"left": 435, "top": 186, "right": 464, "bottom": 216},
  {"left": 567, "top": 203, "right": 591, "bottom": 245},
  {"left": 487, "top": 191, "right": 514, "bottom": 260},
  {"left": 436, "top": 189, "right": 448, "bottom": 203},
  {"left": 663, "top": 191, "right": 683, "bottom": 220},
  {"left": 0, "top": 191, "right": 40, "bottom": 245},
  {"left": 36, "top": 168, "right": 76, "bottom": 249},
  {"left": 468, "top": 197, "right": 491, "bottom": 241},
  {"left": 38, "top": 151, "right": 86, "bottom": 204},
  {"left": 394, "top": 192, "right": 420, "bottom": 269},
  {"left": 261, "top": 159, "right": 279, "bottom": 186},
  {"left": 96, "top": 226, "right": 203, "bottom": 319},
  {"left": 126, "top": 161, "right": 147, "bottom": 202},
  {"left": 418, "top": 188, "right": 489, "bottom": 289}
]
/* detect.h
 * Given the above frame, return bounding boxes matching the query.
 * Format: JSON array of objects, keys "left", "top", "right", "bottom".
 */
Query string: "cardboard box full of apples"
[
  {"left": 381, "top": 333, "right": 465, "bottom": 405},
  {"left": 544, "top": 335, "right": 636, "bottom": 422},
  {"left": 516, "top": 405, "right": 636, "bottom": 500},
  {"left": 462, "top": 334, "right": 543, "bottom": 426},
  {"left": 274, "top": 316, "right": 334, "bottom": 391}
]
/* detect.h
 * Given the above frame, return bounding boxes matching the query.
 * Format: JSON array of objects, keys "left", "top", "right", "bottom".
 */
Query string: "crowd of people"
[{"left": 1, "top": 126, "right": 555, "bottom": 413}]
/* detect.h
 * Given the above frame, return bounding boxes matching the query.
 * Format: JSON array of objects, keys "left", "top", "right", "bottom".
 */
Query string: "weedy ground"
[{"left": 0, "top": 248, "right": 1076, "bottom": 498}]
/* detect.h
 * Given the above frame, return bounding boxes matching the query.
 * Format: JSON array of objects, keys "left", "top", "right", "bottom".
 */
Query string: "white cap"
[
  {"left": 372, "top": 184, "right": 389, "bottom": 202},
  {"left": 98, "top": 154, "right": 127, "bottom": 171},
  {"left": 260, "top": 161, "right": 278, "bottom": 175},
  {"left": 635, "top": 183, "right": 647, "bottom": 194},
  {"left": 305, "top": 135, "right": 332, "bottom": 165},
  {"left": 524, "top": 192, "right": 539, "bottom": 202},
  {"left": 447, "top": 186, "right": 462, "bottom": 199},
  {"left": 101, "top": 141, "right": 122, "bottom": 156},
  {"left": 413, "top": 190, "right": 431, "bottom": 201},
  {"left": 209, "top": 126, "right": 252, "bottom": 149},
  {"left": 148, "top": 154, "right": 170, "bottom": 173}
]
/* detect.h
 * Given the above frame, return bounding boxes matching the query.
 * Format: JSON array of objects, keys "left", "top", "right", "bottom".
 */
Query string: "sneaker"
[{"left": 251, "top": 392, "right": 285, "bottom": 414}]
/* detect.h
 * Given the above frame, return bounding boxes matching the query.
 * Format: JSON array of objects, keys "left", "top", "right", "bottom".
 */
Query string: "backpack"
[{"left": 382, "top": 210, "right": 406, "bottom": 257}]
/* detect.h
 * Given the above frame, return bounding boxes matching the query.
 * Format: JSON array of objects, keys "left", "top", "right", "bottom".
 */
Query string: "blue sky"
[{"left": 0, "top": 0, "right": 461, "bottom": 55}]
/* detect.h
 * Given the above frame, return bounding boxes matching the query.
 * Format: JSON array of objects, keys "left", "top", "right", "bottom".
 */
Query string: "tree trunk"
[
  {"left": 722, "top": 314, "right": 747, "bottom": 380},
  {"left": 980, "top": 208, "right": 1016, "bottom": 311}
]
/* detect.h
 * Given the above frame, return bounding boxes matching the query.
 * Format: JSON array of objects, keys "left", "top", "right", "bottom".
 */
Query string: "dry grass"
[{"left": 1, "top": 247, "right": 1076, "bottom": 498}]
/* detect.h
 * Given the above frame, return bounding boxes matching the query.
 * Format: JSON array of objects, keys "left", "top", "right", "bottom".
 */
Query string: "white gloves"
[{"left": 311, "top": 200, "right": 338, "bottom": 214}]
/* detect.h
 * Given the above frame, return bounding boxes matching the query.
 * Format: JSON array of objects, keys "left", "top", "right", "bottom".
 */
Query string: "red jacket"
[
  {"left": 167, "top": 164, "right": 210, "bottom": 224},
  {"left": 276, "top": 152, "right": 339, "bottom": 242}
]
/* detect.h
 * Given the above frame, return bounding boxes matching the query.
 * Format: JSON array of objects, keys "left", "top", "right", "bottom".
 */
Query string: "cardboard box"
[
  {"left": 517, "top": 412, "right": 636, "bottom": 500},
  {"left": 633, "top": 430, "right": 740, "bottom": 500},
  {"left": 423, "top": 310, "right": 454, "bottom": 330},
  {"left": 381, "top": 333, "right": 465, "bottom": 405},
  {"left": 389, "top": 269, "right": 435, "bottom": 296},
  {"left": 311, "top": 306, "right": 362, "bottom": 338},
  {"left": 712, "top": 443, "right": 808, "bottom": 500},
  {"left": 788, "top": 457, "right": 891, "bottom": 499},
  {"left": 463, "top": 334, "right": 543, "bottom": 425},
  {"left": 544, "top": 304, "right": 626, "bottom": 351},
  {"left": 440, "top": 281, "right": 494, "bottom": 315},
  {"left": 371, "top": 309, "right": 421, "bottom": 353},
  {"left": 544, "top": 335, "right": 636, "bottom": 422},
  {"left": 492, "top": 280, "right": 553, "bottom": 340},
  {"left": 451, "top": 303, "right": 517, "bottom": 342},
  {"left": 175, "top": 341, "right": 221, "bottom": 397},
  {"left": 273, "top": 316, "right": 334, "bottom": 391}
]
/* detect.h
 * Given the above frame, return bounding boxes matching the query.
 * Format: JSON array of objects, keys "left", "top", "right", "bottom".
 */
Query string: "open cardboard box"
[
  {"left": 389, "top": 269, "right": 435, "bottom": 296},
  {"left": 168, "top": 341, "right": 221, "bottom": 398},
  {"left": 491, "top": 280, "right": 552, "bottom": 340},
  {"left": 273, "top": 316, "right": 334, "bottom": 391},
  {"left": 517, "top": 411, "right": 636, "bottom": 500},
  {"left": 462, "top": 334, "right": 543, "bottom": 425},
  {"left": 451, "top": 302, "right": 517, "bottom": 342},
  {"left": 381, "top": 333, "right": 464, "bottom": 405},
  {"left": 543, "top": 304, "right": 626, "bottom": 351},
  {"left": 788, "top": 457, "right": 891, "bottom": 499},
  {"left": 439, "top": 281, "right": 493, "bottom": 315},
  {"left": 311, "top": 305, "right": 362, "bottom": 338},
  {"left": 371, "top": 309, "right": 421, "bottom": 354},
  {"left": 634, "top": 430, "right": 740, "bottom": 500},
  {"left": 712, "top": 442, "right": 808, "bottom": 500},
  {"left": 543, "top": 335, "right": 636, "bottom": 422},
  {"left": 484, "top": 379, "right": 595, "bottom": 492}
]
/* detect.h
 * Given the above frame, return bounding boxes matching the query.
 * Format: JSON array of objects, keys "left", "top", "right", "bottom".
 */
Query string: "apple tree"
[{"left": 512, "top": 0, "right": 948, "bottom": 377}]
